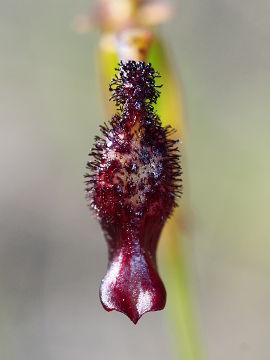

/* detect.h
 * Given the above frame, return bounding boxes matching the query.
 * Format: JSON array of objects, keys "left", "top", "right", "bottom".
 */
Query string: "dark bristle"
[{"left": 109, "top": 61, "right": 162, "bottom": 108}]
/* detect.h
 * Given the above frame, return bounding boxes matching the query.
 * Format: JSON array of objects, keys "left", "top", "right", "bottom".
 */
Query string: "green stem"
[{"left": 161, "top": 231, "right": 204, "bottom": 360}]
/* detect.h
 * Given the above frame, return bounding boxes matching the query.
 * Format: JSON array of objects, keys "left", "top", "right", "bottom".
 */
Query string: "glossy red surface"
[{"left": 85, "top": 61, "right": 182, "bottom": 323}]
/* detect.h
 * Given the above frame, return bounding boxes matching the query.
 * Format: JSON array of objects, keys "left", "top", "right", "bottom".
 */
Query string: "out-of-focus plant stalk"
[
  {"left": 149, "top": 39, "right": 204, "bottom": 360},
  {"left": 75, "top": 1, "right": 204, "bottom": 358}
]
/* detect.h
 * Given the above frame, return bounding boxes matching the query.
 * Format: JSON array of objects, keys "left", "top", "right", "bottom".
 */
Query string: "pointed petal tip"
[
  {"left": 100, "top": 280, "right": 166, "bottom": 324},
  {"left": 99, "top": 250, "right": 166, "bottom": 323},
  {"left": 101, "top": 301, "right": 166, "bottom": 325}
]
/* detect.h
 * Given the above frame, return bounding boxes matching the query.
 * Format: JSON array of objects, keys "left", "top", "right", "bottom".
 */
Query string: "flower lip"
[
  {"left": 99, "top": 244, "right": 166, "bottom": 324},
  {"left": 85, "top": 61, "right": 182, "bottom": 323}
]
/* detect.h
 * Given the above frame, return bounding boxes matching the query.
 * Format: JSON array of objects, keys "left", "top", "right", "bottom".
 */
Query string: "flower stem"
[{"left": 161, "top": 224, "right": 204, "bottom": 360}]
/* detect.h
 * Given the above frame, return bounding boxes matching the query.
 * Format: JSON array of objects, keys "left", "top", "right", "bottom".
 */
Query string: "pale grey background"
[{"left": 0, "top": 0, "right": 270, "bottom": 359}]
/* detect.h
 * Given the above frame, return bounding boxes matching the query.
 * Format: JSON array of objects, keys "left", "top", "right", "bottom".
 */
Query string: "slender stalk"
[
  {"left": 161, "top": 223, "right": 204, "bottom": 360},
  {"left": 150, "top": 39, "right": 204, "bottom": 360},
  {"left": 84, "top": 1, "right": 205, "bottom": 357}
]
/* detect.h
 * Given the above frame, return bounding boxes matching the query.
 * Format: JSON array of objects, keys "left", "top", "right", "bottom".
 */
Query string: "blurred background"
[{"left": 0, "top": 0, "right": 270, "bottom": 359}]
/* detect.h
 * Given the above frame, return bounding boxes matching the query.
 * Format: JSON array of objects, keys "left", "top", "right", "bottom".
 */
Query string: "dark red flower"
[{"left": 85, "top": 61, "right": 182, "bottom": 323}]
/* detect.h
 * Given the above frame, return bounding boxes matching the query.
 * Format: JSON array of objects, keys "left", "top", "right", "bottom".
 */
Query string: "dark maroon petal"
[
  {"left": 100, "top": 239, "right": 166, "bottom": 324},
  {"left": 85, "top": 61, "right": 182, "bottom": 323}
]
